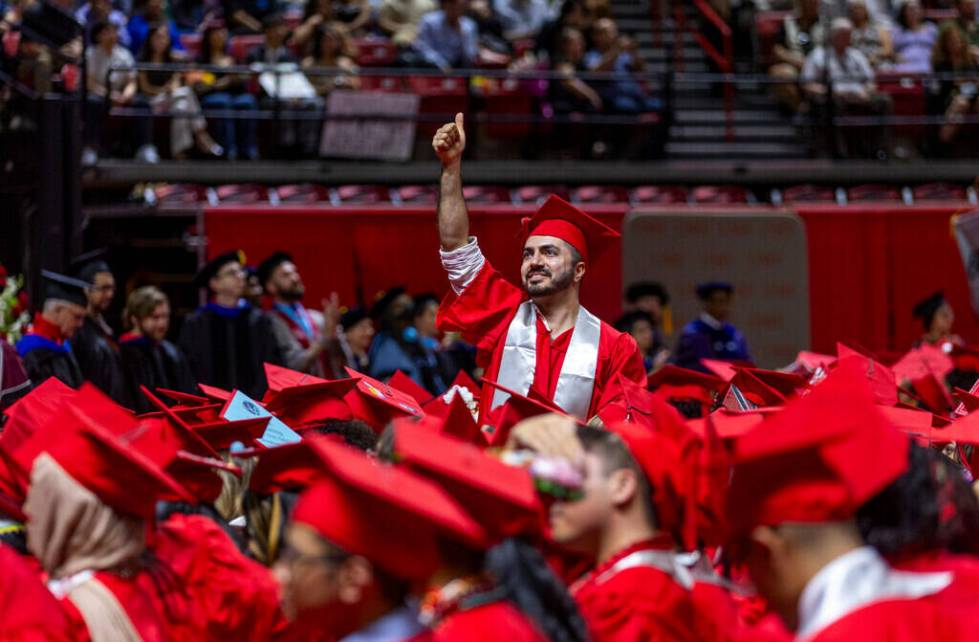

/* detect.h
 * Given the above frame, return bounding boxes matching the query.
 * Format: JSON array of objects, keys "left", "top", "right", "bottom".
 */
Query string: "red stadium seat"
[
  {"left": 911, "top": 182, "right": 967, "bottom": 202},
  {"left": 394, "top": 185, "right": 437, "bottom": 205},
  {"left": 275, "top": 183, "right": 330, "bottom": 204},
  {"left": 847, "top": 184, "right": 902, "bottom": 202},
  {"left": 213, "top": 183, "right": 270, "bottom": 204},
  {"left": 408, "top": 75, "right": 470, "bottom": 137},
  {"left": 462, "top": 185, "right": 512, "bottom": 204},
  {"left": 513, "top": 185, "right": 571, "bottom": 205},
  {"left": 572, "top": 185, "right": 631, "bottom": 204},
  {"left": 875, "top": 72, "right": 925, "bottom": 139},
  {"left": 334, "top": 184, "right": 391, "bottom": 204},
  {"left": 180, "top": 33, "right": 202, "bottom": 60},
  {"left": 358, "top": 75, "right": 406, "bottom": 92},
  {"left": 228, "top": 35, "right": 264, "bottom": 63},
  {"left": 353, "top": 37, "right": 397, "bottom": 67},
  {"left": 691, "top": 185, "right": 750, "bottom": 204},
  {"left": 755, "top": 11, "right": 790, "bottom": 68},
  {"left": 151, "top": 183, "right": 209, "bottom": 205},
  {"left": 480, "top": 77, "right": 533, "bottom": 139},
  {"left": 631, "top": 186, "right": 689, "bottom": 204},
  {"left": 781, "top": 184, "right": 838, "bottom": 203}
]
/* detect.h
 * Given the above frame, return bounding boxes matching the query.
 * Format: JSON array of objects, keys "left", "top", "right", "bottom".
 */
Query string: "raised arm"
[{"left": 433, "top": 113, "right": 470, "bottom": 251}]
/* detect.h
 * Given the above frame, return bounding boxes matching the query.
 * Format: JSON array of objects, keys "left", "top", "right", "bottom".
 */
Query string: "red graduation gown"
[
  {"left": 60, "top": 571, "right": 169, "bottom": 642},
  {"left": 430, "top": 600, "right": 549, "bottom": 642},
  {"left": 0, "top": 545, "right": 77, "bottom": 642},
  {"left": 571, "top": 539, "right": 702, "bottom": 642},
  {"left": 148, "top": 513, "right": 285, "bottom": 642},
  {"left": 438, "top": 261, "right": 646, "bottom": 421}
]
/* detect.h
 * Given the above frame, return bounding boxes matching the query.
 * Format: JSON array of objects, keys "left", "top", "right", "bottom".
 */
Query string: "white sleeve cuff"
[{"left": 440, "top": 237, "right": 485, "bottom": 295}]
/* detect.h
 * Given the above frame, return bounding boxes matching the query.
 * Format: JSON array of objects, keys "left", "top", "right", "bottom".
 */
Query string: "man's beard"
[
  {"left": 524, "top": 266, "right": 574, "bottom": 297},
  {"left": 280, "top": 285, "right": 305, "bottom": 302}
]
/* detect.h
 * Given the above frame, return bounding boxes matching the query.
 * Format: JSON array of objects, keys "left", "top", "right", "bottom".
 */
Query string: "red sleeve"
[
  {"left": 437, "top": 261, "right": 524, "bottom": 361},
  {"left": 0, "top": 545, "right": 77, "bottom": 642},
  {"left": 610, "top": 331, "right": 647, "bottom": 387}
]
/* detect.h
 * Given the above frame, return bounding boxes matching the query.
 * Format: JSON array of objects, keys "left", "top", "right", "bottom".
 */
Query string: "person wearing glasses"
[{"left": 178, "top": 250, "right": 283, "bottom": 398}]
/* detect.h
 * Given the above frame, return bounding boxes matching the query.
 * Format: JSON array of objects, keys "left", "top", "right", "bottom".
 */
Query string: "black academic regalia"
[
  {"left": 71, "top": 317, "right": 129, "bottom": 405},
  {"left": 119, "top": 336, "right": 197, "bottom": 413},
  {"left": 178, "top": 303, "right": 283, "bottom": 399},
  {"left": 18, "top": 342, "right": 84, "bottom": 390}
]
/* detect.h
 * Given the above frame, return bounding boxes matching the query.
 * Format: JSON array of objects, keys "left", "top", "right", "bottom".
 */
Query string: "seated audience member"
[
  {"left": 768, "top": 0, "right": 824, "bottom": 113},
  {"left": 84, "top": 21, "right": 150, "bottom": 166},
  {"left": 302, "top": 23, "right": 361, "bottom": 95},
  {"left": 76, "top": 0, "right": 131, "bottom": 49},
  {"left": 933, "top": 8, "right": 979, "bottom": 147},
  {"left": 290, "top": 0, "right": 337, "bottom": 54},
  {"left": 802, "top": 17, "right": 892, "bottom": 157},
  {"left": 128, "top": 0, "right": 184, "bottom": 55},
  {"left": 550, "top": 27, "right": 603, "bottom": 112},
  {"left": 912, "top": 290, "right": 963, "bottom": 350},
  {"left": 848, "top": 0, "right": 894, "bottom": 67},
  {"left": 672, "top": 281, "right": 752, "bottom": 373},
  {"left": 378, "top": 0, "right": 437, "bottom": 48},
  {"left": 469, "top": 0, "right": 514, "bottom": 56},
  {"left": 223, "top": 0, "right": 281, "bottom": 33},
  {"left": 614, "top": 311, "right": 661, "bottom": 375},
  {"left": 494, "top": 0, "right": 549, "bottom": 40},
  {"left": 333, "top": 307, "right": 374, "bottom": 375},
  {"left": 118, "top": 286, "right": 196, "bottom": 413},
  {"left": 333, "top": 0, "right": 373, "bottom": 34},
  {"left": 531, "top": 0, "right": 592, "bottom": 65},
  {"left": 583, "top": 17, "right": 660, "bottom": 113},
  {"left": 413, "top": 0, "right": 480, "bottom": 70},
  {"left": 136, "top": 24, "right": 224, "bottom": 159},
  {"left": 194, "top": 20, "right": 260, "bottom": 161},
  {"left": 936, "top": 0, "right": 979, "bottom": 65},
  {"left": 892, "top": 0, "right": 938, "bottom": 73}
]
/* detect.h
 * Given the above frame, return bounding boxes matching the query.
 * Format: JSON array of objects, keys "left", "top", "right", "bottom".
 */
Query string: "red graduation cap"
[
  {"left": 700, "top": 360, "right": 739, "bottom": 382},
  {"left": 14, "top": 396, "right": 193, "bottom": 519},
  {"left": 261, "top": 363, "right": 330, "bottom": 404},
  {"left": 449, "top": 369, "right": 480, "bottom": 395},
  {"left": 292, "top": 438, "right": 488, "bottom": 580},
  {"left": 686, "top": 408, "right": 778, "bottom": 441},
  {"left": 648, "top": 365, "right": 727, "bottom": 393},
  {"left": 908, "top": 373, "right": 955, "bottom": 416},
  {"left": 728, "top": 370, "right": 786, "bottom": 408},
  {"left": 606, "top": 401, "right": 702, "bottom": 551},
  {"left": 343, "top": 367, "right": 424, "bottom": 431},
  {"left": 155, "top": 388, "right": 212, "bottom": 407},
  {"left": 784, "top": 351, "right": 837, "bottom": 375},
  {"left": 438, "top": 392, "right": 483, "bottom": 445},
  {"left": 835, "top": 343, "right": 899, "bottom": 406},
  {"left": 139, "top": 386, "right": 223, "bottom": 459},
  {"left": 248, "top": 440, "right": 326, "bottom": 495},
  {"left": 726, "top": 361, "right": 909, "bottom": 536},
  {"left": 954, "top": 387, "right": 979, "bottom": 414},
  {"left": 264, "top": 378, "right": 360, "bottom": 427},
  {"left": 480, "top": 379, "right": 568, "bottom": 447},
  {"left": 521, "top": 195, "right": 619, "bottom": 264},
  {"left": 597, "top": 373, "right": 660, "bottom": 429},
  {"left": 191, "top": 417, "right": 271, "bottom": 451},
  {"left": 736, "top": 367, "right": 810, "bottom": 399},
  {"left": 392, "top": 419, "right": 543, "bottom": 541},
  {"left": 387, "top": 370, "right": 435, "bottom": 406},
  {"left": 197, "top": 383, "right": 234, "bottom": 403}
]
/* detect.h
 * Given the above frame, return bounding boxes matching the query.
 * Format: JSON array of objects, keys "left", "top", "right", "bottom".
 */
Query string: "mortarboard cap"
[
  {"left": 197, "top": 383, "right": 234, "bottom": 403},
  {"left": 481, "top": 379, "right": 568, "bottom": 447},
  {"left": 248, "top": 441, "right": 326, "bottom": 495},
  {"left": 696, "top": 282, "right": 733, "bottom": 300},
  {"left": 68, "top": 248, "right": 111, "bottom": 284},
  {"left": 438, "top": 392, "right": 482, "bottom": 445},
  {"left": 597, "top": 373, "right": 659, "bottom": 429},
  {"left": 155, "top": 388, "right": 213, "bottom": 407},
  {"left": 726, "top": 361, "right": 909, "bottom": 537},
  {"left": 292, "top": 438, "right": 488, "bottom": 580},
  {"left": 522, "top": 195, "right": 619, "bottom": 264},
  {"left": 192, "top": 250, "right": 246, "bottom": 291},
  {"left": 392, "top": 419, "right": 543, "bottom": 541},
  {"left": 387, "top": 370, "right": 434, "bottom": 406},
  {"left": 255, "top": 251, "right": 294, "bottom": 288},
  {"left": 835, "top": 343, "right": 899, "bottom": 406},
  {"left": 339, "top": 307, "right": 369, "bottom": 330},
  {"left": 912, "top": 291, "right": 947, "bottom": 327},
  {"left": 263, "top": 363, "right": 329, "bottom": 400},
  {"left": 728, "top": 370, "right": 786, "bottom": 408},
  {"left": 264, "top": 378, "right": 359, "bottom": 426},
  {"left": 699, "top": 359, "right": 739, "bottom": 382},
  {"left": 342, "top": 367, "right": 424, "bottom": 431},
  {"left": 191, "top": 417, "right": 271, "bottom": 451},
  {"left": 369, "top": 287, "right": 408, "bottom": 321},
  {"left": 735, "top": 367, "right": 810, "bottom": 399},
  {"left": 41, "top": 270, "right": 90, "bottom": 307}
]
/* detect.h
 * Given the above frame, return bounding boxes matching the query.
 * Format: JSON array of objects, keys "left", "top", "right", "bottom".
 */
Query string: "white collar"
[
  {"left": 699, "top": 313, "right": 723, "bottom": 330},
  {"left": 796, "top": 546, "right": 952, "bottom": 640}
]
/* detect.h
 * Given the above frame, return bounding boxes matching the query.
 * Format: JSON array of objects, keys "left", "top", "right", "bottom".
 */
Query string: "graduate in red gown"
[
  {"left": 432, "top": 114, "right": 645, "bottom": 424},
  {"left": 0, "top": 543, "right": 78, "bottom": 642},
  {"left": 725, "top": 361, "right": 979, "bottom": 642},
  {"left": 506, "top": 405, "right": 731, "bottom": 642}
]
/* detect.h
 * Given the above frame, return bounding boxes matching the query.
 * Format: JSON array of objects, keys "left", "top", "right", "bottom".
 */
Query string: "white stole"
[{"left": 491, "top": 300, "right": 601, "bottom": 420}]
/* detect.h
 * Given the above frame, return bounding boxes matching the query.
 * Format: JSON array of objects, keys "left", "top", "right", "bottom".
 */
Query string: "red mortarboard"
[
  {"left": 686, "top": 408, "right": 778, "bottom": 440},
  {"left": 521, "top": 195, "right": 619, "bottom": 264},
  {"left": 392, "top": 419, "right": 542, "bottom": 541},
  {"left": 264, "top": 378, "right": 360, "bottom": 426},
  {"left": 16, "top": 400, "right": 192, "bottom": 519},
  {"left": 726, "top": 361, "right": 909, "bottom": 536},
  {"left": 139, "top": 404, "right": 225, "bottom": 425},
  {"left": 343, "top": 367, "right": 424, "bottom": 431},
  {"left": 139, "top": 386, "right": 222, "bottom": 459},
  {"left": 908, "top": 373, "right": 955, "bottom": 416},
  {"left": 481, "top": 379, "right": 568, "bottom": 447},
  {"left": 292, "top": 438, "right": 487, "bottom": 580},
  {"left": 198, "top": 384, "right": 234, "bottom": 403},
  {"left": 598, "top": 373, "right": 660, "bottom": 429},
  {"left": 248, "top": 441, "right": 326, "bottom": 495},
  {"left": 387, "top": 370, "right": 435, "bottom": 406},
  {"left": 954, "top": 388, "right": 979, "bottom": 414},
  {"left": 192, "top": 417, "right": 271, "bottom": 451},
  {"left": 728, "top": 370, "right": 786, "bottom": 408},
  {"left": 156, "top": 388, "right": 212, "bottom": 407},
  {"left": 648, "top": 366, "right": 727, "bottom": 392},
  {"left": 261, "top": 363, "right": 330, "bottom": 404},
  {"left": 736, "top": 368, "right": 810, "bottom": 399},
  {"left": 700, "top": 360, "right": 739, "bottom": 382},
  {"left": 439, "top": 393, "right": 483, "bottom": 445},
  {"left": 835, "top": 343, "right": 898, "bottom": 406},
  {"left": 449, "top": 369, "right": 480, "bottom": 395},
  {"left": 606, "top": 401, "right": 701, "bottom": 551}
]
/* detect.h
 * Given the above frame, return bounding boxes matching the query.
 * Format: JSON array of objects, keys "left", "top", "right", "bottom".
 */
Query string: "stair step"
[
  {"left": 673, "top": 109, "right": 782, "bottom": 124},
  {"left": 664, "top": 140, "right": 809, "bottom": 158},
  {"left": 670, "top": 124, "right": 799, "bottom": 142}
]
